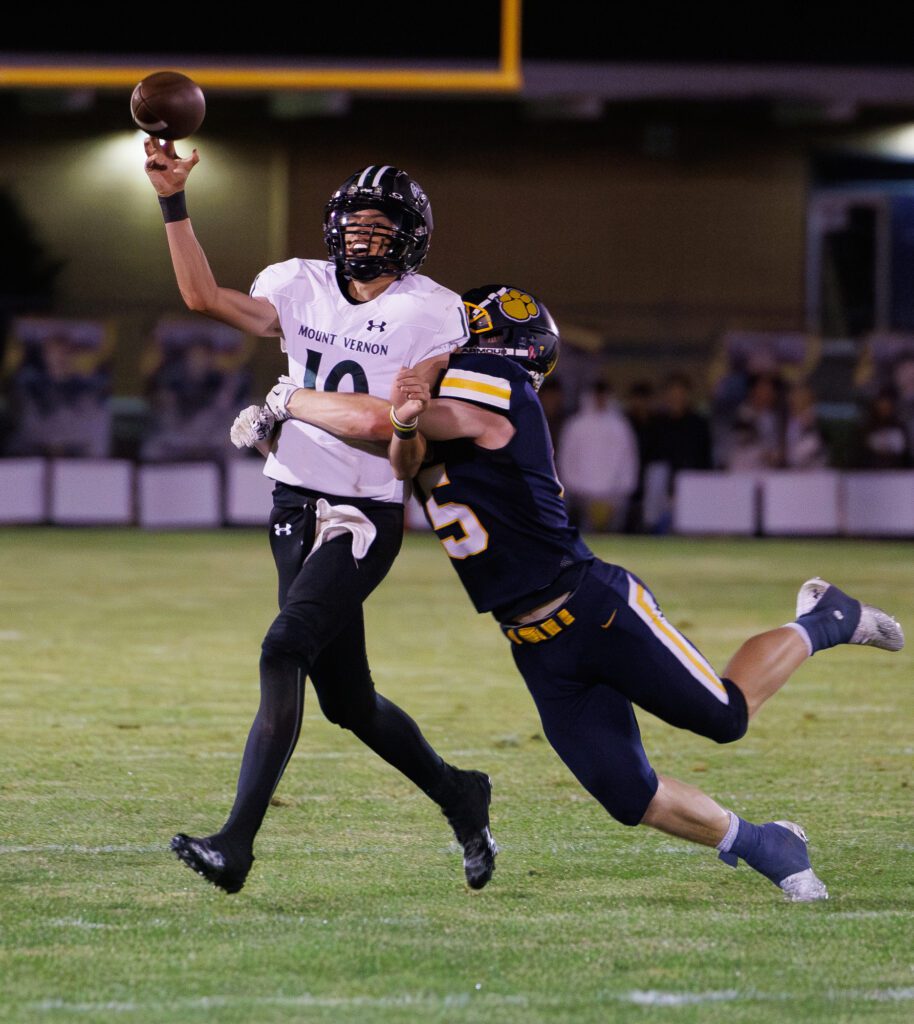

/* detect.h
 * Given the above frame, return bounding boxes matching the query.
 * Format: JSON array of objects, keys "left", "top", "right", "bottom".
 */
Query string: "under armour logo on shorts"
[{"left": 274, "top": 523, "right": 293, "bottom": 536}]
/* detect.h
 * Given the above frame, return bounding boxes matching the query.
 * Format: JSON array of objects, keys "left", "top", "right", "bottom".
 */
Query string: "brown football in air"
[{"left": 130, "top": 71, "right": 205, "bottom": 140}]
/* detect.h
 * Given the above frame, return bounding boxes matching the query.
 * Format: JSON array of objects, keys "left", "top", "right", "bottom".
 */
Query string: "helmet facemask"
[
  {"left": 324, "top": 167, "right": 432, "bottom": 281},
  {"left": 325, "top": 202, "right": 427, "bottom": 281}
]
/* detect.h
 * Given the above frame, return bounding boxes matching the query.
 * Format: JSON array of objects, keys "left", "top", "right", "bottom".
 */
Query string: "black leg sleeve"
[
  {"left": 217, "top": 652, "right": 305, "bottom": 854},
  {"left": 310, "top": 620, "right": 457, "bottom": 805}
]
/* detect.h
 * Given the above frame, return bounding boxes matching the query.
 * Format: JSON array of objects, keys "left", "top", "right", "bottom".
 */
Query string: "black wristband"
[{"left": 158, "top": 191, "right": 188, "bottom": 223}]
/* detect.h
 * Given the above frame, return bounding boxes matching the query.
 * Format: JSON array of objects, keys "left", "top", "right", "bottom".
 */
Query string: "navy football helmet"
[
  {"left": 324, "top": 165, "right": 432, "bottom": 281},
  {"left": 461, "top": 285, "right": 560, "bottom": 391}
]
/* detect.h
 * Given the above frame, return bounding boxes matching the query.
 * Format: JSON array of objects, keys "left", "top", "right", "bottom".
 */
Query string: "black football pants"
[{"left": 218, "top": 490, "right": 455, "bottom": 854}]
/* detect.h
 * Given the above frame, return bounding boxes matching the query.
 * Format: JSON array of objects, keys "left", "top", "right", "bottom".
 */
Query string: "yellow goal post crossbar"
[{"left": 0, "top": 0, "right": 522, "bottom": 93}]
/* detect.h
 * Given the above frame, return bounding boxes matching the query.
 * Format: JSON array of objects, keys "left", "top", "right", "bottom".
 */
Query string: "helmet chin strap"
[{"left": 340, "top": 257, "right": 399, "bottom": 283}]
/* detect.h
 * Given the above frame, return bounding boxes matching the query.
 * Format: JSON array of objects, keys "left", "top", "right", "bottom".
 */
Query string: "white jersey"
[{"left": 251, "top": 259, "right": 468, "bottom": 502}]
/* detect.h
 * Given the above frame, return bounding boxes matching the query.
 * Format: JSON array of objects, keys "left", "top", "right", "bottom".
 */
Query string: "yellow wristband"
[{"left": 389, "top": 405, "right": 418, "bottom": 439}]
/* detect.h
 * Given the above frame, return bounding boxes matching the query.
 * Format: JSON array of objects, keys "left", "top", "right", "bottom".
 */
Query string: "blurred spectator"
[
  {"left": 3, "top": 318, "right": 111, "bottom": 457},
  {"left": 892, "top": 355, "right": 914, "bottom": 454},
  {"left": 641, "top": 373, "right": 713, "bottom": 532},
  {"left": 725, "top": 373, "right": 785, "bottom": 471},
  {"left": 784, "top": 382, "right": 828, "bottom": 469},
  {"left": 140, "top": 318, "right": 253, "bottom": 462},
  {"left": 653, "top": 373, "right": 712, "bottom": 474},
  {"left": 557, "top": 380, "right": 639, "bottom": 532},
  {"left": 624, "top": 380, "right": 659, "bottom": 531},
  {"left": 625, "top": 380, "right": 659, "bottom": 466},
  {"left": 858, "top": 389, "right": 911, "bottom": 469},
  {"left": 710, "top": 336, "right": 779, "bottom": 462},
  {"left": 709, "top": 330, "right": 815, "bottom": 466}
]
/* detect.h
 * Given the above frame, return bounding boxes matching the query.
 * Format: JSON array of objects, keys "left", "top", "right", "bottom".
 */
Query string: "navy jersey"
[{"left": 414, "top": 352, "right": 592, "bottom": 614}]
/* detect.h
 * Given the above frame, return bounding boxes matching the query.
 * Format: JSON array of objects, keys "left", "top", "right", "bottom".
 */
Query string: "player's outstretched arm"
[
  {"left": 264, "top": 354, "right": 451, "bottom": 443},
  {"left": 144, "top": 137, "right": 281, "bottom": 337},
  {"left": 267, "top": 378, "right": 391, "bottom": 441},
  {"left": 418, "top": 398, "right": 515, "bottom": 449},
  {"left": 388, "top": 368, "right": 429, "bottom": 480}
]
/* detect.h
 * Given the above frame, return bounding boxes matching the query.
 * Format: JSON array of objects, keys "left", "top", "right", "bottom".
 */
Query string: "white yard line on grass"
[
  {"left": 33, "top": 993, "right": 527, "bottom": 1014},
  {"left": 29, "top": 988, "right": 914, "bottom": 1015},
  {"left": 623, "top": 990, "right": 741, "bottom": 1006},
  {"left": 0, "top": 844, "right": 163, "bottom": 855}
]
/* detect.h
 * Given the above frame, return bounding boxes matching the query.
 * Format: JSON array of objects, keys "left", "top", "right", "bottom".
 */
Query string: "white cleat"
[
  {"left": 796, "top": 577, "right": 904, "bottom": 652},
  {"left": 795, "top": 577, "right": 830, "bottom": 617},
  {"left": 779, "top": 868, "right": 829, "bottom": 902},
  {"left": 773, "top": 821, "right": 829, "bottom": 903}
]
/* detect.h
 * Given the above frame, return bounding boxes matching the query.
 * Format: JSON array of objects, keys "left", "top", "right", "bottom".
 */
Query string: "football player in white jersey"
[{"left": 143, "top": 140, "right": 496, "bottom": 894}]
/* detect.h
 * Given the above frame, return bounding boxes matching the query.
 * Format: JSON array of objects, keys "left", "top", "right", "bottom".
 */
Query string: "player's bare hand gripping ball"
[{"left": 144, "top": 137, "right": 199, "bottom": 197}]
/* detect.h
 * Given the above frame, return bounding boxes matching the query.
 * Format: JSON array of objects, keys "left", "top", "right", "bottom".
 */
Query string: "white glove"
[
  {"left": 266, "top": 375, "right": 301, "bottom": 422},
  {"left": 230, "top": 405, "right": 276, "bottom": 449}
]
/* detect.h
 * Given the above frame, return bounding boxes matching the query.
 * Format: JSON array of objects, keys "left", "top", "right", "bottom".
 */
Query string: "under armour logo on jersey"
[
  {"left": 366, "top": 320, "right": 387, "bottom": 332},
  {"left": 274, "top": 523, "right": 293, "bottom": 536}
]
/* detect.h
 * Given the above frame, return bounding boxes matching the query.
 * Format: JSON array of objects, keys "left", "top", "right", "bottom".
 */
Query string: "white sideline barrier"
[
  {"left": 225, "top": 459, "right": 274, "bottom": 525},
  {"left": 0, "top": 458, "right": 46, "bottom": 523},
  {"left": 843, "top": 471, "right": 914, "bottom": 535},
  {"left": 760, "top": 470, "right": 842, "bottom": 536},
  {"left": 137, "top": 462, "right": 221, "bottom": 528},
  {"left": 6, "top": 458, "right": 914, "bottom": 536},
  {"left": 673, "top": 472, "right": 757, "bottom": 535},
  {"left": 51, "top": 459, "right": 133, "bottom": 525}
]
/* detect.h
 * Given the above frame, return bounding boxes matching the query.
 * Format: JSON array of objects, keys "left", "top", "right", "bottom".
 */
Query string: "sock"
[
  {"left": 217, "top": 651, "right": 306, "bottom": 856},
  {"left": 716, "top": 813, "right": 811, "bottom": 884},
  {"left": 716, "top": 811, "right": 760, "bottom": 867}
]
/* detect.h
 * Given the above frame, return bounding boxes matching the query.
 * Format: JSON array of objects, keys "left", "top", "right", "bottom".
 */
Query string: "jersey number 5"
[{"left": 419, "top": 466, "right": 489, "bottom": 560}]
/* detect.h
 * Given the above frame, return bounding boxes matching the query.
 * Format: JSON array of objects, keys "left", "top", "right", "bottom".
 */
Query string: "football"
[{"left": 130, "top": 71, "right": 205, "bottom": 140}]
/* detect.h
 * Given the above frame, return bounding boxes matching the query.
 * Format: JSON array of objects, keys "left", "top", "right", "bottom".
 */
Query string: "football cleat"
[
  {"left": 769, "top": 822, "right": 829, "bottom": 903},
  {"left": 170, "top": 833, "right": 253, "bottom": 894},
  {"left": 719, "top": 820, "right": 828, "bottom": 902},
  {"left": 796, "top": 577, "right": 904, "bottom": 651},
  {"left": 441, "top": 769, "right": 498, "bottom": 890}
]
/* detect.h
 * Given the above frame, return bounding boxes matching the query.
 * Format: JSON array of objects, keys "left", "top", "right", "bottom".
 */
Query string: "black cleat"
[
  {"left": 170, "top": 833, "right": 253, "bottom": 894},
  {"left": 442, "top": 769, "right": 498, "bottom": 890}
]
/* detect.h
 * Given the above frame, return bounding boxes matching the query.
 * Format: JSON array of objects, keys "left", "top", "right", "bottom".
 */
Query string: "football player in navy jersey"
[
  {"left": 257, "top": 284, "right": 904, "bottom": 902},
  {"left": 144, "top": 141, "right": 496, "bottom": 894}
]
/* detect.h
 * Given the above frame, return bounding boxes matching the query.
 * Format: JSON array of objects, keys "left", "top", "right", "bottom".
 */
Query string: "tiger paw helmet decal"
[
  {"left": 461, "top": 284, "right": 560, "bottom": 392},
  {"left": 498, "top": 288, "right": 539, "bottom": 322}
]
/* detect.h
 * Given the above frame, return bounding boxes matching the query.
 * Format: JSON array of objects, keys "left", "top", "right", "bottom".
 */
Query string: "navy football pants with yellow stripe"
[{"left": 507, "top": 560, "right": 748, "bottom": 826}]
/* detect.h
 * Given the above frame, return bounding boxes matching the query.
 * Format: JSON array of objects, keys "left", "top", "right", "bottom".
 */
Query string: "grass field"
[{"left": 1, "top": 529, "right": 911, "bottom": 1023}]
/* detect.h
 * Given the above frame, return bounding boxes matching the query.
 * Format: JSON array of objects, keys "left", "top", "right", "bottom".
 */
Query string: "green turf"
[{"left": 0, "top": 530, "right": 911, "bottom": 1023}]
